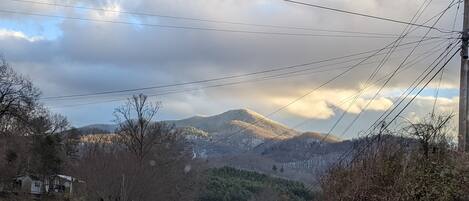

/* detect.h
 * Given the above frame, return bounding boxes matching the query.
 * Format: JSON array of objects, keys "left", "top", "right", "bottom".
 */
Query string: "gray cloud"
[{"left": 0, "top": 0, "right": 462, "bottom": 136}]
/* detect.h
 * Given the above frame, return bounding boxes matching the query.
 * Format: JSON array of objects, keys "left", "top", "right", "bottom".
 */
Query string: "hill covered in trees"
[{"left": 199, "top": 167, "right": 315, "bottom": 201}]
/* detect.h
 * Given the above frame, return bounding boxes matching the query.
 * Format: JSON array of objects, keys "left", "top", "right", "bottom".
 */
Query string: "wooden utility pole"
[{"left": 459, "top": 0, "right": 469, "bottom": 152}]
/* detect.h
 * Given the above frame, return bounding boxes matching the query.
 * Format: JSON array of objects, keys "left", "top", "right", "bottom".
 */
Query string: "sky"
[{"left": 0, "top": 0, "right": 463, "bottom": 139}]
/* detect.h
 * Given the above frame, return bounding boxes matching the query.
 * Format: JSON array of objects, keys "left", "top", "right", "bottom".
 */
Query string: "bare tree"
[
  {"left": 73, "top": 94, "right": 204, "bottom": 201},
  {"left": 403, "top": 115, "right": 453, "bottom": 159},
  {"left": 0, "top": 58, "right": 43, "bottom": 191},
  {"left": 114, "top": 94, "right": 162, "bottom": 162},
  {"left": 0, "top": 58, "right": 40, "bottom": 132},
  {"left": 321, "top": 115, "right": 468, "bottom": 201}
]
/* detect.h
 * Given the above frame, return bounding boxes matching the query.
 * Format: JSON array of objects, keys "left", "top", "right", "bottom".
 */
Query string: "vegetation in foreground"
[
  {"left": 320, "top": 116, "right": 469, "bottom": 201},
  {"left": 200, "top": 167, "right": 314, "bottom": 201},
  {"left": 1, "top": 58, "right": 469, "bottom": 201}
]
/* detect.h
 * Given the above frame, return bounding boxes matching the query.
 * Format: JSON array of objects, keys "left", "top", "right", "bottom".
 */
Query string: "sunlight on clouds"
[
  {"left": 272, "top": 97, "right": 334, "bottom": 119},
  {"left": 406, "top": 96, "right": 459, "bottom": 139},
  {"left": 0, "top": 29, "right": 43, "bottom": 42},
  {"left": 414, "top": 96, "right": 459, "bottom": 114},
  {"left": 88, "top": 1, "right": 122, "bottom": 20},
  {"left": 271, "top": 90, "right": 394, "bottom": 119}
]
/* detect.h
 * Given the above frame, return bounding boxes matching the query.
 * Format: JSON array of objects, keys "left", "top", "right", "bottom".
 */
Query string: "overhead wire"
[
  {"left": 336, "top": 41, "right": 460, "bottom": 166},
  {"left": 43, "top": 37, "right": 445, "bottom": 105},
  {"left": 205, "top": 0, "right": 462, "bottom": 145},
  {"left": 41, "top": 36, "right": 453, "bottom": 101},
  {"left": 336, "top": 0, "right": 458, "bottom": 137},
  {"left": 328, "top": 0, "right": 459, "bottom": 166},
  {"left": 291, "top": 38, "right": 450, "bottom": 131},
  {"left": 47, "top": 39, "right": 451, "bottom": 109},
  {"left": 346, "top": 45, "right": 460, "bottom": 166},
  {"left": 335, "top": 0, "right": 457, "bottom": 140},
  {"left": 432, "top": 0, "right": 461, "bottom": 116},
  {"left": 0, "top": 8, "right": 449, "bottom": 39},
  {"left": 284, "top": 0, "right": 459, "bottom": 33},
  {"left": 300, "top": 0, "right": 454, "bottom": 147},
  {"left": 5, "top": 0, "right": 446, "bottom": 37},
  {"left": 317, "top": 0, "right": 435, "bottom": 143}
]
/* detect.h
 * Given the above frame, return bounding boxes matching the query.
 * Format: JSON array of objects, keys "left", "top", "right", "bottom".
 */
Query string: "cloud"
[
  {"left": 270, "top": 89, "right": 394, "bottom": 119},
  {"left": 0, "top": 29, "right": 43, "bottom": 42},
  {"left": 0, "top": 0, "right": 462, "bottom": 135}
]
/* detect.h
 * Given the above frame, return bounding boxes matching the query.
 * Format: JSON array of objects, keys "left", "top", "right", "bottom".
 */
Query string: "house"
[
  {"left": 15, "top": 175, "right": 44, "bottom": 195},
  {"left": 14, "top": 174, "right": 81, "bottom": 196},
  {"left": 45, "top": 174, "right": 76, "bottom": 195}
]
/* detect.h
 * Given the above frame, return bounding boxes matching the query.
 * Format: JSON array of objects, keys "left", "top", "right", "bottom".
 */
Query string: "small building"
[
  {"left": 15, "top": 175, "right": 44, "bottom": 195},
  {"left": 14, "top": 174, "right": 81, "bottom": 197},
  {"left": 45, "top": 174, "right": 76, "bottom": 195}
]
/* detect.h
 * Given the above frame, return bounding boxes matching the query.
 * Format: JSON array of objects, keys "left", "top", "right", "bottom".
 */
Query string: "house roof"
[
  {"left": 56, "top": 175, "right": 73, "bottom": 182},
  {"left": 15, "top": 174, "right": 41, "bottom": 181}
]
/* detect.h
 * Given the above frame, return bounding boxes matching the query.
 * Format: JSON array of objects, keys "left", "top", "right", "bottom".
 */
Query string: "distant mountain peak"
[
  {"left": 299, "top": 132, "right": 341, "bottom": 143},
  {"left": 223, "top": 108, "right": 260, "bottom": 116},
  {"left": 217, "top": 108, "right": 263, "bottom": 121}
]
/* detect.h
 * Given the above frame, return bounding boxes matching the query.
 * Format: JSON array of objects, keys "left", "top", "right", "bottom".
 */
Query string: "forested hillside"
[{"left": 199, "top": 167, "right": 315, "bottom": 201}]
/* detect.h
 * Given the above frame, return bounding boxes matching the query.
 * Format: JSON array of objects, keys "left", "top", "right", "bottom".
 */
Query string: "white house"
[
  {"left": 15, "top": 174, "right": 80, "bottom": 196},
  {"left": 45, "top": 174, "right": 75, "bottom": 195},
  {"left": 15, "top": 175, "right": 43, "bottom": 195}
]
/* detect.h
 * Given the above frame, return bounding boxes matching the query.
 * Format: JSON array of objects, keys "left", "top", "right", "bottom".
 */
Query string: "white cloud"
[
  {"left": 271, "top": 89, "right": 394, "bottom": 119},
  {"left": 0, "top": 29, "right": 43, "bottom": 42},
  {"left": 87, "top": 1, "right": 123, "bottom": 20},
  {"left": 0, "top": 0, "right": 462, "bottom": 135}
]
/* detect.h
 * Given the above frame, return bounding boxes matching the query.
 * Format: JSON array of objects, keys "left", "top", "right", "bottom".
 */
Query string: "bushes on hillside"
[{"left": 321, "top": 115, "right": 469, "bottom": 201}]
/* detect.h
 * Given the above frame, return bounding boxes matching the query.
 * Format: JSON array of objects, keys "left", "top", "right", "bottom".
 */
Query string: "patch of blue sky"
[
  {"left": 0, "top": 18, "right": 62, "bottom": 40},
  {"left": 68, "top": 3, "right": 146, "bottom": 31},
  {"left": 417, "top": 88, "right": 459, "bottom": 98},
  {"left": 253, "top": 0, "right": 283, "bottom": 14},
  {"left": 128, "top": 16, "right": 145, "bottom": 30},
  {"left": 386, "top": 88, "right": 458, "bottom": 99}
]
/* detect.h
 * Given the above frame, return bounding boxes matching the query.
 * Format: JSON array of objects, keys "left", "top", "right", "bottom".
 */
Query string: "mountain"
[
  {"left": 77, "top": 109, "right": 342, "bottom": 153},
  {"left": 77, "top": 109, "right": 347, "bottom": 184},
  {"left": 257, "top": 133, "right": 352, "bottom": 162},
  {"left": 76, "top": 124, "right": 118, "bottom": 135},
  {"left": 168, "top": 109, "right": 301, "bottom": 149}
]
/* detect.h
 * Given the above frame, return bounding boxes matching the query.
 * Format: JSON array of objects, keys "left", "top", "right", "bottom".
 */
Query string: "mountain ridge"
[{"left": 76, "top": 108, "right": 341, "bottom": 150}]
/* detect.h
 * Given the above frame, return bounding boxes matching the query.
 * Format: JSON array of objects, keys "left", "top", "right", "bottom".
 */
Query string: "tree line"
[
  {"left": 2, "top": 56, "right": 468, "bottom": 201},
  {"left": 0, "top": 58, "right": 204, "bottom": 201}
]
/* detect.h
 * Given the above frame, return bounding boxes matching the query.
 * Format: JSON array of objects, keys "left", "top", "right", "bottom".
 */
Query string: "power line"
[
  {"left": 5, "top": 0, "right": 441, "bottom": 37},
  {"left": 300, "top": 0, "right": 447, "bottom": 146},
  {"left": 55, "top": 0, "right": 456, "bottom": 144},
  {"left": 331, "top": 0, "right": 459, "bottom": 165},
  {"left": 214, "top": 30, "right": 433, "bottom": 144},
  {"left": 41, "top": 37, "right": 450, "bottom": 101},
  {"left": 47, "top": 42, "right": 449, "bottom": 109},
  {"left": 361, "top": 40, "right": 459, "bottom": 143},
  {"left": 292, "top": 41, "right": 448, "bottom": 131},
  {"left": 431, "top": 68, "right": 445, "bottom": 116},
  {"left": 335, "top": 0, "right": 454, "bottom": 139},
  {"left": 350, "top": 0, "right": 461, "bottom": 138},
  {"left": 0, "top": 8, "right": 446, "bottom": 39},
  {"left": 336, "top": 42, "right": 459, "bottom": 166},
  {"left": 346, "top": 47, "right": 459, "bottom": 166},
  {"left": 374, "top": 42, "right": 459, "bottom": 135},
  {"left": 386, "top": 49, "right": 459, "bottom": 128},
  {"left": 284, "top": 0, "right": 458, "bottom": 33},
  {"left": 321, "top": 0, "right": 434, "bottom": 140},
  {"left": 433, "top": 0, "right": 462, "bottom": 116},
  {"left": 336, "top": 42, "right": 459, "bottom": 167},
  {"left": 290, "top": 0, "right": 461, "bottom": 130}
]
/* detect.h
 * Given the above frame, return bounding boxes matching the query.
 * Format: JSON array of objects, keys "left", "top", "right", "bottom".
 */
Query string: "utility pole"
[{"left": 459, "top": 0, "right": 469, "bottom": 152}]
